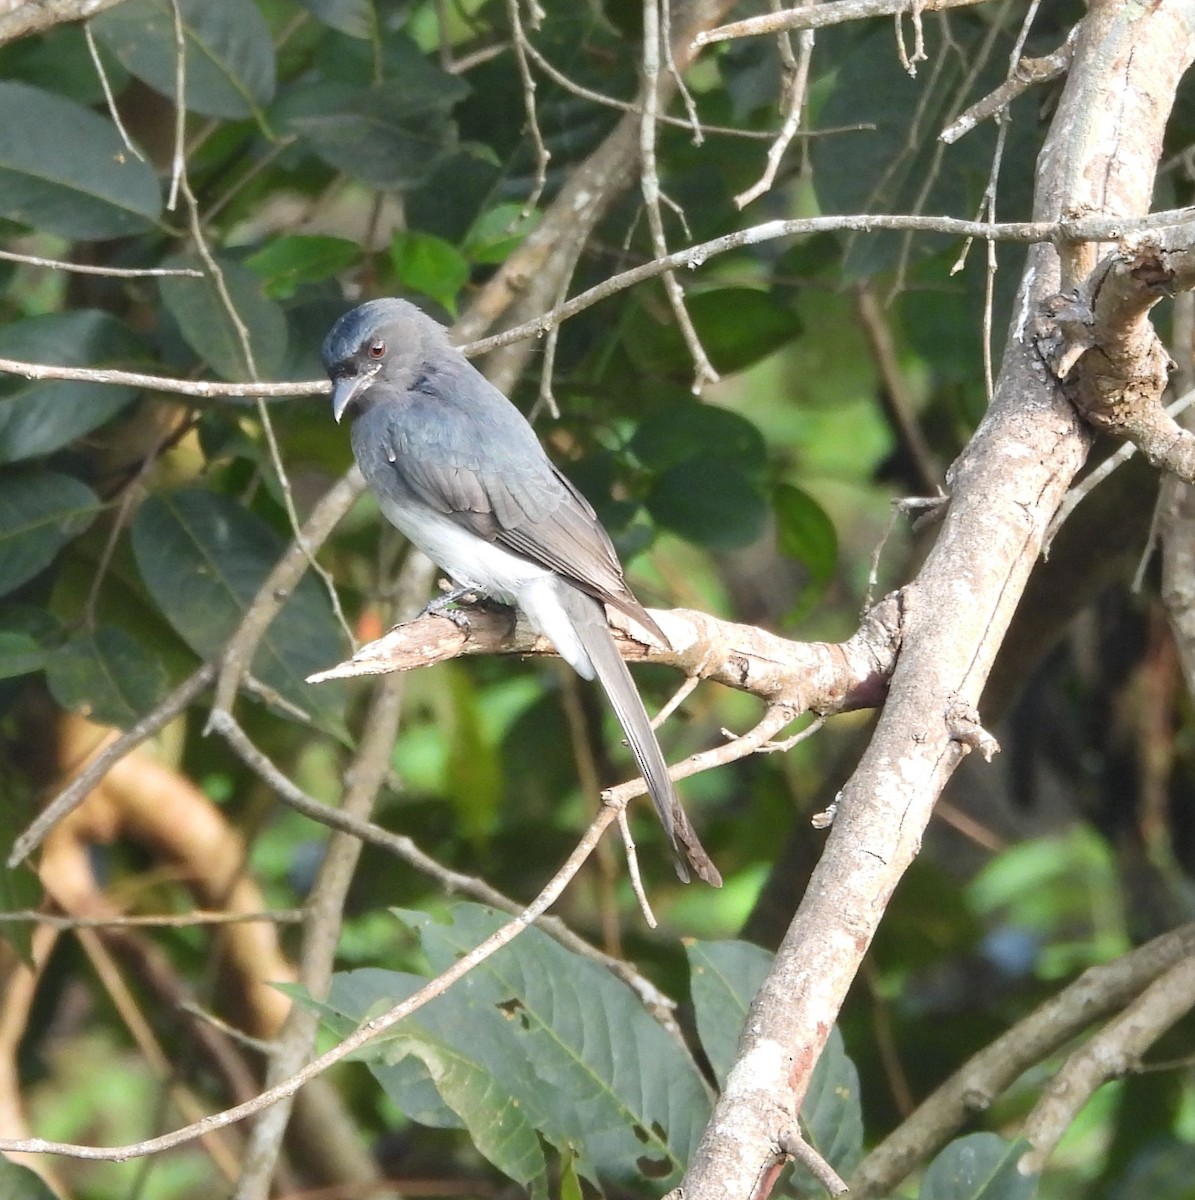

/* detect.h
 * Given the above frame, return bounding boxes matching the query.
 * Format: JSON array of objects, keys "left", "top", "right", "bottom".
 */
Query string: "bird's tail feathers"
[{"left": 554, "top": 584, "right": 722, "bottom": 887}]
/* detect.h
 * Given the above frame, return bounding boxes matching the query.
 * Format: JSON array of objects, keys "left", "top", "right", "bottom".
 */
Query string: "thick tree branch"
[{"left": 681, "top": 5, "right": 1195, "bottom": 1196}]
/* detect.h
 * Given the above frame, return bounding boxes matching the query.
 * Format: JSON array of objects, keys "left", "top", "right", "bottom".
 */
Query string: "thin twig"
[
  {"left": 0, "top": 250, "right": 199, "bottom": 277},
  {"left": 83, "top": 19, "right": 145, "bottom": 162},
  {"left": 0, "top": 909, "right": 303, "bottom": 929},
  {"left": 166, "top": 0, "right": 187, "bottom": 210},
  {"left": 507, "top": 0, "right": 550, "bottom": 216}
]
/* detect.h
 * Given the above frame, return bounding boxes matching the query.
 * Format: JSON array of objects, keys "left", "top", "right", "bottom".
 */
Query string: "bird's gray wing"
[{"left": 380, "top": 363, "right": 664, "bottom": 638}]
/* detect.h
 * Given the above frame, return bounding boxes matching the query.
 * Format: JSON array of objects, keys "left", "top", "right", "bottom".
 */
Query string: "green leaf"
[
  {"left": 632, "top": 400, "right": 767, "bottom": 474},
  {"left": 295, "top": 0, "right": 376, "bottom": 38},
  {"left": 647, "top": 457, "right": 767, "bottom": 550},
  {"left": 0, "top": 798, "right": 41, "bottom": 965},
  {"left": 0, "top": 311, "right": 144, "bottom": 463},
  {"left": 0, "top": 630, "right": 48, "bottom": 680},
  {"left": 390, "top": 231, "right": 469, "bottom": 315},
  {"left": 323, "top": 903, "right": 711, "bottom": 1191},
  {"left": 799, "top": 1026, "right": 863, "bottom": 1185},
  {"left": 624, "top": 289, "right": 799, "bottom": 379},
  {"left": 244, "top": 235, "right": 361, "bottom": 300},
  {"left": 91, "top": 0, "right": 276, "bottom": 120},
  {"left": 773, "top": 483, "right": 837, "bottom": 619},
  {"left": 130, "top": 489, "right": 346, "bottom": 732},
  {"left": 280, "top": 76, "right": 467, "bottom": 191},
  {"left": 0, "top": 1153, "right": 59, "bottom": 1198},
  {"left": 462, "top": 204, "right": 539, "bottom": 265},
  {"left": 686, "top": 939, "right": 771, "bottom": 1086},
  {"left": 920, "top": 1134, "right": 1037, "bottom": 1200},
  {"left": 0, "top": 470, "right": 100, "bottom": 599},
  {"left": 0, "top": 81, "right": 160, "bottom": 239},
  {"left": 687, "top": 940, "right": 862, "bottom": 1182},
  {"left": 158, "top": 254, "right": 288, "bottom": 381},
  {"left": 45, "top": 626, "right": 169, "bottom": 730}
]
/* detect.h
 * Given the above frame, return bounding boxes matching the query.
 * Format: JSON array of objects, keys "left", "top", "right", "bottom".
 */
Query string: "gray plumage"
[{"left": 322, "top": 298, "right": 720, "bottom": 886}]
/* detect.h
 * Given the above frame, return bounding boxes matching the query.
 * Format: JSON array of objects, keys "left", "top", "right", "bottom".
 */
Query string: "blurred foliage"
[{"left": 0, "top": 1, "right": 1194, "bottom": 1198}]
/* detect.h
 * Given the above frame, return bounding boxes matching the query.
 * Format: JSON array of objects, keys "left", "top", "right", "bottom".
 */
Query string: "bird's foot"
[{"left": 422, "top": 587, "right": 507, "bottom": 630}]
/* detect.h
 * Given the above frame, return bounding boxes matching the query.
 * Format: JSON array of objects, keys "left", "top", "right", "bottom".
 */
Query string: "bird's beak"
[{"left": 331, "top": 368, "right": 376, "bottom": 423}]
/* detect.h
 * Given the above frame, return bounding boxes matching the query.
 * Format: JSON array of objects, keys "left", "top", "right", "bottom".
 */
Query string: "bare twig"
[
  {"left": 83, "top": 19, "right": 145, "bottom": 161},
  {"left": 693, "top": 0, "right": 991, "bottom": 47},
  {"left": 0, "top": 909, "right": 303, "bottom": 929},
  {"left": 506, "top": 0, "right": 550, "bottom": 216},
  {"left": 0, "top": 250, "right": 198, "bottom": 276}
]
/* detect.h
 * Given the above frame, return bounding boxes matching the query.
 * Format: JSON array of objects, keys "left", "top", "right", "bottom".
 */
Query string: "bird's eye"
[{"left": 367, "top": 340, "right": 386, "bottom": 359}]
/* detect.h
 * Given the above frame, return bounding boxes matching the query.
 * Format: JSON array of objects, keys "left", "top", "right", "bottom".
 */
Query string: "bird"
[{"left": 322, "top": 298, "right": 721, "bottom": 886}]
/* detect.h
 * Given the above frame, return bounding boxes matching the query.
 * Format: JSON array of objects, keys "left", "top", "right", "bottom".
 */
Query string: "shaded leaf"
[
  {"left": 130, "top": 489, "right": 346, "bottom": 732},
  {"left": 92, "top": 0, "right": 276, "bottom": 120},
  {"left": 921, "top": 1134, "right": 1037, "bottom": 1200},
  {"left": 158, "top": 254, "right": 287, "bottom": 381},
  {"left": 799, "top": 1026, "right": 863, "bottom": 1185},
  {"left": 0, "top": 796, "right": 40, "bottom": 965},
  {"left": 0, "top": 470, "right": 100, "bottom": 599},
  {"left": 244, "top": 235, "right": 360, "bottom": 300},
  {"left": 295, "top": 0, "right": 375, "bottom": 38},
  {"left": 45, "top": 626, "right": 169, "bottom": 730},
  {"left": 390, "top": 231, "right": 469, "bottom": 315},
  {"left": 0, "top": 1153, "right": 59, "bottom": 1198},
  {"left": 280, "top": 77, "right": 467, "bottom": 191},
  {"left": 0, "top": 311, "right": 144, "bottom": 463},
  {"left": 624, "top": 289, "right": 799, "bottom": 379},
  {"left": 632, "top": 400, "right": 767, "bottom": 474},
  {"left": 686, "top": 939, "right": 771, "bottom": 1086},
  {"left": 0, "top": 630, "right": 48, "bottom": 680},
  {"left": 647, "top": 457, "right": 767, "bottom": 550},
  {"left": 463, "top": 204, "right": 539, "bottom": 265},
  {"left": 773, "top": 483, "right": 837, "bottom": 620},
  {"left": 0, "top": 81, "right": 160, "bottom": 239}
]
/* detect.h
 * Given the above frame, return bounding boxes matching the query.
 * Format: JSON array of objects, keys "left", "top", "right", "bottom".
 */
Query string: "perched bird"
[{"left": 323, "top": 298, "right": 721, "bottom": 886}]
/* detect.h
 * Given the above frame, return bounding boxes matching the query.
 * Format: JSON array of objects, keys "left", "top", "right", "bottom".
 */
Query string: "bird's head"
[{"left": 321, "top": 298, "right": 452, "bottom": 423}]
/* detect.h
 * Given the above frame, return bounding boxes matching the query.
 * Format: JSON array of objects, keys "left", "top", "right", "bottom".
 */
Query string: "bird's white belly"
[{"left": 377, "top": 494, "right": 551, "bottom": 603}]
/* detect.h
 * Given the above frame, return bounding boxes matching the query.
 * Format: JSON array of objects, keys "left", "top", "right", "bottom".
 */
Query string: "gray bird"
[{"left": 323, "top": 298, "right": 721, "bottom": 886}]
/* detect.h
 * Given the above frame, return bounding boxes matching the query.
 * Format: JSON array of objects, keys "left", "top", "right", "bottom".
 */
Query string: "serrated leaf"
[
  {"left": 687, "top": 939, "right": 772, "bottom": 1086},
  {"left": 323, "top": 903, "right": 710, "bottom": 1190},
  {"left": 244, "top": 235, "right": 360, "bottom": 300},
  {"left": 632, "top": 400, "right": 767, "bottom": 474},
  {"left": 0, "top": 311, "right": 144, "bottom": 463},
  {"left": 45, "top": 626, "right": 169, "bottom": 730},
  {"left": 390, "top": 231, "right": 469, "bottom": 316},
  {"left": 921, "top": 1134, "right": 1037, "bottom": 1200},
  {"left": 295, "top": 0, "right": 375, "bottom": 38},
  {"left": 91, "top": 0, "right": 276, "bottom": 120},
  {"left": 0, "top": 470, "right": 100, "bottom": 599},
  {"left": 158, "top": 254, "right": 287, "bottom": 381},
  {"left": 130, "top": 489, "right": 346, "bottom": 732},
  {"left": 0, "top": 1153, "right": 59, "bottom": 1198},
  {"left": 280, "top": 78, "right": 466, "bottom": 191},
  {"left": 647, "top": 457, "right": 767, "bottom": 550},
  {"left": 0, "top": 81, "right": 160, "bottom": 239}
]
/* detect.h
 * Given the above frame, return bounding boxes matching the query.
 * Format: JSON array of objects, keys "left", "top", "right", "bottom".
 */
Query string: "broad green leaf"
[
  {"left": 0, "top": 311, "right": 144, "bottom": 463},
  {"left": 624, "top": 289, "right": 799, "bottom": 379},
  {"left": 0, "top": 1153, "right": 59, "bottom": 1198},
  {"left": 130, "top": 490, "right": 346, "bottom": 731},
  {"left": 799, "top": 1026, "right": 863, "bottom": 1185},
  {"left": 158, "top": 254, "right": 287, "bottom": 381},
  {"left": 91, "top": 0, "right": 276, "bottom": 120},
  {"left": 631, "top": 400, "right": 767, "bottom": 474},
  {"left": 0, "top": 81, "right": 160, "bottom": 239},
  {"left": 647, "top": 457, "right": 767, "bottom": 550},
  {"left": 244, "top": 235, "right": 360, "bottom": 300},
  {"left": 463, "top": 204, "right": 539, "bottom": 265},
  {"left": 773, "top": 483, "right": 837, "bottom": 620},
  {"left": 687, "top": 939, "right": 771, "bottom": 1085},
  {"left": 295, "top": 0, "right": 376, "bottom": 38},
  {"left": 390, "top": 231, "right": 469, "bottom": 315},
  {"left": 45, "top": 626, "right": 169, "bottom": 730},
  {"left": 0, "top": 470, "right": 99, "bottom": 599},
  {"left": 920, "top": 1134, "right": 1037, "bottom": 1200},
  {"left": 687, "top": 940, "right": 862, "bottom": 1181},
  {"left": 0, "top": 630, "right": 48, "bottom": 680},
  {"left": 280, "top": 78, "right": 466, "bottom": 191},
  {"left": 323, "top": 903, "right": 711, "bottom": 1190}
]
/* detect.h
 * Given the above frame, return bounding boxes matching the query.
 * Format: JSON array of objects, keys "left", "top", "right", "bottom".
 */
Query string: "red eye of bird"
[{"left": 367, "top": 340, "right": 386, "bottom": 359}]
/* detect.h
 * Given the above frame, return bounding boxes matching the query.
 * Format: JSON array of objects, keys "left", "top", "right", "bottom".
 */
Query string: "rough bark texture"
[{"left": 679, "top": 4, "right": 1195, "bottom": 1196}]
